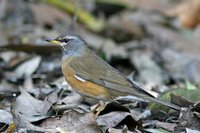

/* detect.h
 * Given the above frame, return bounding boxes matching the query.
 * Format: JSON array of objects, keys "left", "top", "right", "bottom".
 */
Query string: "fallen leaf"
[
  {"left": 97, "top": 108, "right": 139, "bottom": 131},
  {"left": 186, "top": 128, "right": 200, "bottom": 133},
  {"left": 166, "top": 0, "right": 200, "bottom": 28},
  {"left": 176, "top": 102, "right": 200, "bottom": 132},
  {"left": 0, "top": 44, "right": 60, "bottom": 55},
  {"left": 12, "top": 89, "right": 52, "bottom": 122},
  {"left": 0, "top": 80, "right": 18, "bottom": 93},
  {"left": 130, "top": 49, "right": 164, "bottom": 85},
  {"left": 171, "top": 93, "right": 193, "bottom": 108},
  {"left": 12, "top": 112, "right": 46, "bottom": 132},
  {"left": 14, "top": 56, "right": 41, "bottom": 78},
  {"left": 41, "top": 111, "right": 101, "bottom": 133},
  {"left": 0, "top": 109, "right": 13, "bottom": 124},
  {"left": 145, "top": 128, "right": 171, "bottom": 133},
  {"left": 107, "top": 127, "right": 135, "bottom": 133},
  {"left": 31, "top": 3, "right": 70, "bottom": 26},
  {"left": 97, "top": 111, "right": 132, "bottom": 127},
  {"left": 102, "top": 39, "right": 128, "bottom": 60},
  {"left": 161, "top": 49, "right": 200, "bottom": 84},
  {"left": 59, "top": 92, "right": 82, "bottom": 103},
  {"left": 154, "top": 120, "right": 176, "bottom": 132}
]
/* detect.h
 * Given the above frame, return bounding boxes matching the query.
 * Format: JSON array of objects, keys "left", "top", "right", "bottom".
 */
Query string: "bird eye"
[{"left": 63, "top": 38, "right": 70, "bottom": 43}]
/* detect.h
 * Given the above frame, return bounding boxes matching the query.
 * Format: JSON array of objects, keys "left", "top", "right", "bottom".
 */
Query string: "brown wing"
[
  {"left": 71, "top": 48, "right": 131, "bottom": 84},
  {"left": 69, "top": 48, "right": 154, "bottom": 97}
]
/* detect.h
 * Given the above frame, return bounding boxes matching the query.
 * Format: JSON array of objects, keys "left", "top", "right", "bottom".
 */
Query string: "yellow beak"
[{"left": 46, "top": 38, "right": 61, "bottom": 45}]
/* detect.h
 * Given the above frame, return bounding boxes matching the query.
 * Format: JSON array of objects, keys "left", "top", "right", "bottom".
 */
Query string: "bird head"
[{"left": 46, "top": 35, "right": 86, "bottom": 53}]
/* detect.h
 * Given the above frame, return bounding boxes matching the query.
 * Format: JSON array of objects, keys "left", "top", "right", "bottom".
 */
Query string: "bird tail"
[
  {"left": 130, "top": 83, "right": 181, "bottom": 111},
  {"left": 142, "top": 95, "right": 181, "bottom": 111}
]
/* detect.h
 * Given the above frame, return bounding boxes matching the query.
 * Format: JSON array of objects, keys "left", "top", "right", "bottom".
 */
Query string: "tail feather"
[
  {"left": 143, "top": 95, "right": 181, "bottom": 111},
  {"left": 130, "top": 83, "right": 181, "bottom": 111}
]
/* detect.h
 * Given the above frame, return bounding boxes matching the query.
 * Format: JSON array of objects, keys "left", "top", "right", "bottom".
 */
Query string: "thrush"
[{"left": 46, "top": 35, "right": 181, "bottom": 111}]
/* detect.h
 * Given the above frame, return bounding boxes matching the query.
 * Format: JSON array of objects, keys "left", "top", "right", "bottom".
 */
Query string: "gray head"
[{"left": 46, "top": 34, "right": 86, "bottom": 55}]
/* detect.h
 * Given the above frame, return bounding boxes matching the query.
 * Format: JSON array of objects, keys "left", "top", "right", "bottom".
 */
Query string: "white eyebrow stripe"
[
  {"left": 67, "top": 36, "right": 78, "bottom": 40},
  {"left": 74, "top": 75, "right": 86, "bottom": 82}
]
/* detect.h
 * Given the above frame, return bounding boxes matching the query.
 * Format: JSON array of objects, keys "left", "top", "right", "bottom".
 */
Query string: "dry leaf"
[
  {"left": 41, "top": 111, "right": 101, "bottom": 133},
  {"left": 12, "top": 89, "right": 52, "bottom": 122},
  {"left": 14, "top": 56, "right": 41, "bottom": 78},
  {"left": 166, "top": 0, "right": 200, "bottom": 28}
]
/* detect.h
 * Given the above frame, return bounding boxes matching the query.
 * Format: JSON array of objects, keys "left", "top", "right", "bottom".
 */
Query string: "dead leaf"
[
  {"left": 31, "top": 3, "right": 70, "bottom": 26},
  {"left": 131, "top": 0, "right": 172, "bottom": 13},
  {"left": 130, "top": 49, "right": 164, "bottom": 85},
  {"left": 12, "top": 89, "right": 52, "bottom": 122},
  {"left": 0, "top": 80, "right": 18, "bottom": 93},
  {"left": 102, "top": 39, "right": 128, "bottom": 60},
  {"left": 96, "top": 106, "right": 139, "bottom": 131},
  {"left": 176, "top": 102, "right": 200, "bottom": 132},
  {"left": 14, "top": 56, "right": 41, "bottom": 78},
  {"left": 41, "top": 111, "right": 101, "bottom": 133},
  {"left": 0, "top": 109, "right": 13, "bottom": 124},
  {"left": 186, "top": 128, "right": 200, "bottom": 133},
  {"left": 97, "top": 111, "right": 132, "bottom": 127},
  {"left": 0, "top": 44, "right": 60, "bottom": 55},
  {"left": 146, "top": 23, "right": 200, "bottom": 57},
  {"left": 145, "top": 128, "right": 171, "bottom": 133},
  {"left": 107, "top": 127, "right": 135, "bottom": 133},
  {"left": 166, "top": 0, "right": 200, "bottom": 28},
  {"left": 171, "top": 93, "right": 194, "bottom": 108},
  {"left": 12, "top": 112, "right": 45, "bottom": 132},
  {"left": 161, "top": 49, "right": 200, "bottom": 84},
  {"left": 58, "top": 92, "right": 82, "bottom": 105},
  {"left": 0, "top": 51, "right": 23, "bottom": 64},
  {"left": 151, "top": 120, "right": 176, "bottom": 132},
  {"left": 107, "top": 11, "right": 144, "bottom": 39}
]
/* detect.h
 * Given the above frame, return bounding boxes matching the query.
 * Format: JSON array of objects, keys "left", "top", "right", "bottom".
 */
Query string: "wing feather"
[{"left": 69, "top": 48, "right": 153, "bottom": 97}]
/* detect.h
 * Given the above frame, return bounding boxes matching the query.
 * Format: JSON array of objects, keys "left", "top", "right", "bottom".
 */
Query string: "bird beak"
[{"left": 46, "top": 38, "right": 61, "bottom": 45}]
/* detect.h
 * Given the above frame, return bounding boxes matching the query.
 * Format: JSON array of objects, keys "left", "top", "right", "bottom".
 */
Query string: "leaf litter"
[{"left": 0, "top": 0, "right": 200, "bottom": 132}]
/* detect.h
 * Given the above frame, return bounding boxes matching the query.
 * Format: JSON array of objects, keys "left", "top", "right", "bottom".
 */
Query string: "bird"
[{"left": 46, "top": 34, "right": 181, "bottom": 111}]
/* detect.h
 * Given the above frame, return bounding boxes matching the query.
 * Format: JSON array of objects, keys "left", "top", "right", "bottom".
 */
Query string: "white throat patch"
[{"left": 60, "top": 42, "right": 67, "bottom": 51}]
